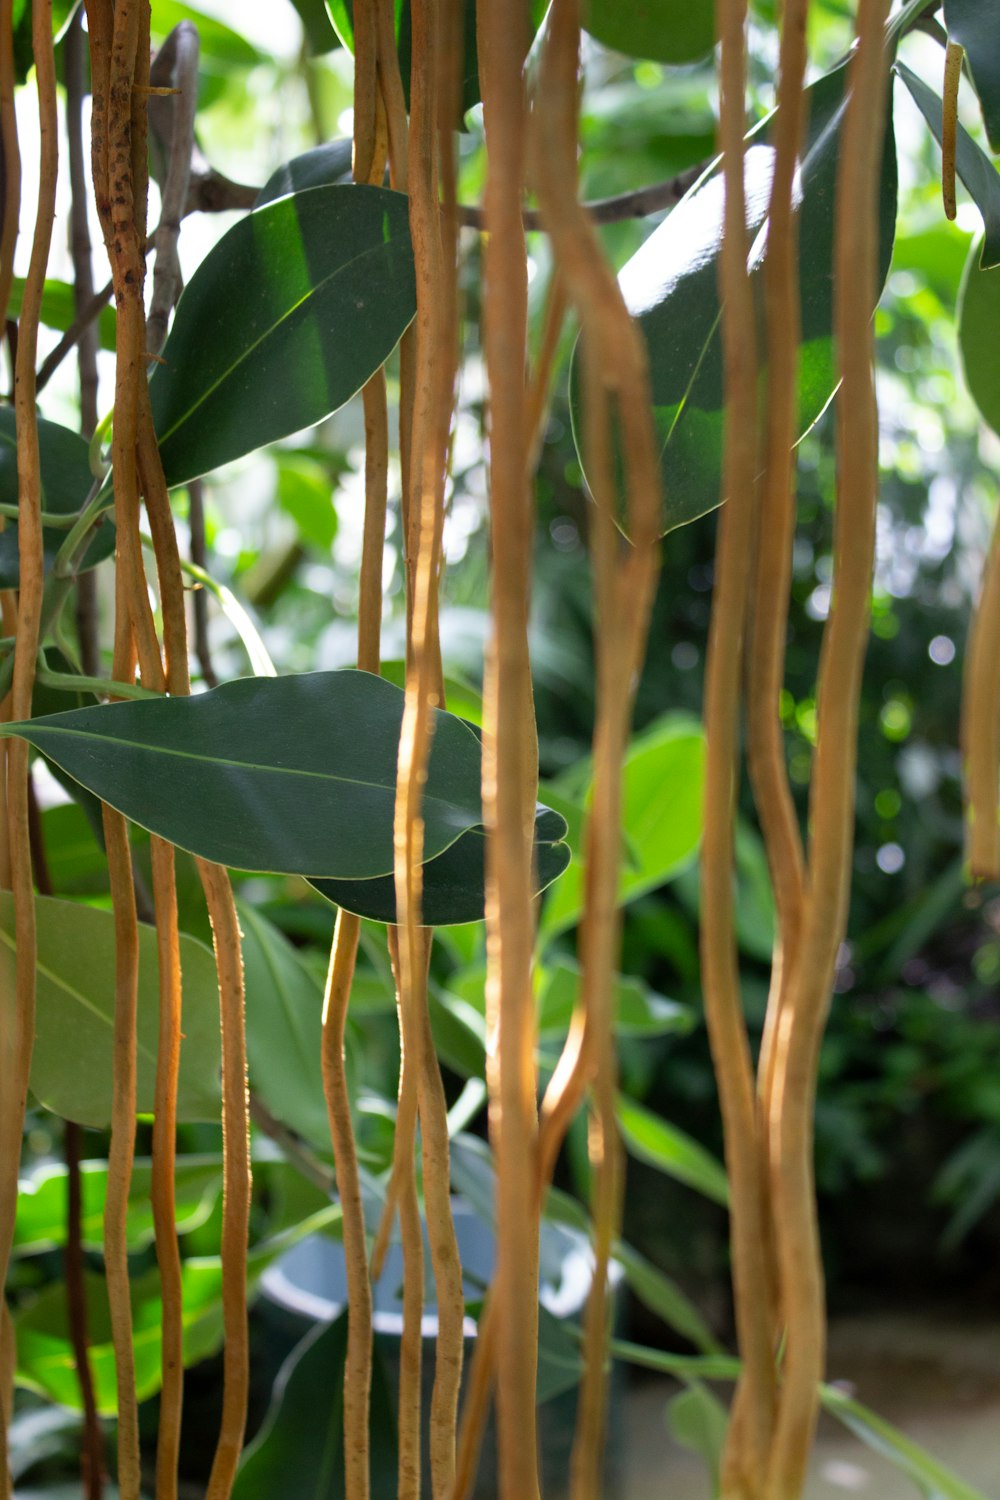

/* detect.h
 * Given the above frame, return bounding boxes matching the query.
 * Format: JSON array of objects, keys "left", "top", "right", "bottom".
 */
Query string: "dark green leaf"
[
  {"left": 583, "top": 0, "right": 715, "bottom": 64},
  {"left": 0, "top": 892, "right": 221, "bottom": 1126},
  {"left": 0, "top": 408, "right": 113, "bottom": 588},
  {"left": 539, "top": 717, "right": 705, "bottom": 940},
  {"left": 896, "top": 61, "right": 1000, "bottom": 268},
  {"left": 13, "top": 1155, "right": 224, "bottom": 1257},
  {"left": 612, "top": 1241, "right": 723, "bottom": 1354},
  {"left": 234, "top": 1316, "right": 396, "bottom": 1499},
  {"left": 572, "top": 64, "right": 898, "bottom": 534},
  {"left": 0, "top": 670, "right": 483, "bottom": 879},
  {"left": 291, "top": 0, "right": 341, "bottom": 53},
  {"left": 151, "top": 186, "right": 416, "bottom": 486},
  {"left": 7, "top": 277, "right": 116, "bottom": 351},
  {"left": 944, "top": 0, "right": 1000, "bottom": 151},
  {"left": 310, "top": 801, "right": 570, "bottom": 925},
  {"left": 256, "top": 141, "right": 353, "bottom": 208},
  {"left": 616, "top": 1095, "right": 730, "bottom": 1206},
  {"left": 959, "top": 237, "right": 1000, "bottom": 435}
]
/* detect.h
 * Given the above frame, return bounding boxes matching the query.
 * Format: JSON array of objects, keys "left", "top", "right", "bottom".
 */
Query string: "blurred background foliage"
[{"left": 11, "top": 0, "right": 1000, "bottom": 1490}]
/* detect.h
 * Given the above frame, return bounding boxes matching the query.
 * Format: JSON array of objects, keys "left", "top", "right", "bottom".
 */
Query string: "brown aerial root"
[
  {"left": 765, "top": 3, "right": 892, "bottom": 1496},
  {"left": 699, "top": 1, "right": 781, "bottom": 1493},
  {"left": 941, "top": 40, "right": 964, "bottom": 222},
  {"left": 0, "top": 2, "right": 56, "bottom": 1494},
  {"left": 530, "top": 2, "right": 663, "bottom": 1496},
  {"left": 962, "top": 503, "right": 1000, "bottom": 880},
  {"left": 199, "top": 862, "right": 251, "bottom": 1500},
  {"left": 322, "top": 910, "right": 374, "bottom": 1500},
  {"left": 749, "top": 0, "right": 809, "bottom": 1130}
]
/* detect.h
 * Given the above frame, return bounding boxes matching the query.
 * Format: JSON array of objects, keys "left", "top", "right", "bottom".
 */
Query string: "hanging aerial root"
[
  {"left": 962, "top": 506, "right": 1000, "bottom": 879},
  {"left": 0, "top": 2, "right": 56, "bottom": 1493},
  {"left": 765, "top": 2, "right": 892, "bottom": 1495},
  {"left": 941, "top": 40, "right": 964, "bottom": 222}
]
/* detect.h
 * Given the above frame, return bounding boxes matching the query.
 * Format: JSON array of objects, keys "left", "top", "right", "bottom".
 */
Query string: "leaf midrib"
[
  {"left": 3, "top": 721, "right": 478, "bottom": 823},
  {"left": 157, "top": 233, "right": 406, "bottom": 447}
]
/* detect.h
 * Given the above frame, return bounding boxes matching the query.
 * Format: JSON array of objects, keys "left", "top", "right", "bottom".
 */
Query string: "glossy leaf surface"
[
  {"left": 944, "top": 0, "right": 1000, "bottom": 151},
  {"left": 572, "top": 64, "right": 898, "bottom": 533},
  {"left": 958, "top": 238, "right": 1000, "bottom": 435},
  {"left": 0, "top": 409, "right": 113, "bottom": 588},
  {"left": 583, "top": 0, "right": 715, "bottom": 64},
  {"left": 0, "top": 670, "right": 484, "bottom": 879},
  {"left": 0, "top": 893, "right": 220, "bottom": 1126},
  {"left": 232, "top": 1317, "right": 397, "bottom": 1499},
  {"left": 897, "top": 62, "right": 1000, "bottom": 268},
  {"left": 310, "top": 802, "right": 570, "bottom": 925},
  {"left": 256, "top": 140, "right": 353, "bottom": 208},
  {"left": 151, "top": 185, "right": 416, "bottom": 485}
]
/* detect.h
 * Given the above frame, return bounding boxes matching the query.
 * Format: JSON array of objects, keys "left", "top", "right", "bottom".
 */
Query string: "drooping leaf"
[
  {"left": 256, "top": 140, "right": 354, "bottom": 208},
  {"left": 666, "top": 1382, "right": 730, "bottom": 1492},
  {"left": 820, "top": 1385, "right": 990, "bottom": 1500},
  {"left": 0, "top": 408, "right": 113, "bottom": 588},
  {"left": 232, "top": 1316, "right": 397, "bottom": 1499},
  {"left": 539, "top": 717, "right": 705, "bottom": 940},
  {"left": 149, "top": 0, "right": 264, "bottom": 70},
  {"left": 583, "top": 0, "right": 715, "bottom": 64},
  {"left": 896, "top": 62, "right": 1000, "bottom": 268},
  {"left": 310, "top": 802, "right": 570, "bottom": 925},
  {"left": 616, "top": 1095, "right": 730, "bottom": 1206},
  {"left": 958, "top": 237, "right": 1000, "bottom": 435},
  {"left": 0, "top": 893, "right": 221, "bottom": 1126},
  {"left": 571, "top": 63, "right": 898, "bottom": 534},
  {"left": 150, "top": 185, "right": 416, "bottom": 486},
  {"left": 0, "top": 670, "right": 484, "bottom": 879},
  {"left": 290, "top": 0, "right": 341, "bottom": 54},
  {"left": 239, "top": 900, "right": 332, "bottom": 1153},
  {"left": 13, "top": 1155, "right": 224, "bottom": 1257},
  {"left": 7, "top": 277, "right": 117, "bottom": 351},
  {"left": 612, "top": 1240, "right": 723, "bottom": 1355},
  {"left": 944, "top": 0, "right": 1000, "bottom": 152}
]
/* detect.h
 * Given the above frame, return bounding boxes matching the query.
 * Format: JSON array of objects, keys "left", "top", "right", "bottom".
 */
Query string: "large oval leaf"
[
  {"left": 0, "top": 892, "right": 221, "bottom": 1126},
  {"left": 0, "top": 670, "right": 484, "bottom": 879},
  {"left": 958, "top": 236, "right": 1000, "bottom": 435},
  {"left": 897, "top": 61, "right": 1000, "bottom": 269},
  {"left": 310, "top": 802, "right": 571, "bottom": 925},
  {"left": 572, "top": 63, "right": 898, "bottom": 535},
  {"left": 150, "top": 184, "right": 416, "bottom": 486},
  {"left": 256, "top": 140, "right": 353, "bottom": 208},
  {"left": 944, "top": 0, "right": 1000, "bottom": 153},
  {"left": 583, "top": 0, "right": 715, "bottom": 65},
  {"left": 0, "top": 408, "right": 114, "bottom": 588}
]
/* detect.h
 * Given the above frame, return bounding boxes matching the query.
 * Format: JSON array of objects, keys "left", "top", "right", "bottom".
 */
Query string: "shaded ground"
[{"left": 623, "top": 1313, "right": 1000, "bottom": 1498}]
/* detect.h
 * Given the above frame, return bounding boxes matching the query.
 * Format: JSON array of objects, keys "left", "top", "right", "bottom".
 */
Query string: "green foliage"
[
  {"left": 0, "top": 892, "right": 220, "bottom": 1126},
  {"left": 151, "top": 185, "right": 416, "bottom": 486},
  {"left": 572, "top": 64, "right": 898, "bottom": 533},
  {"left": 944, "top": 0, "right": 1000, "bottom": 152},
  {"left": 582, "top": 0, "right": 715, "bottom": 65},
  {"left": 0, "top": 409, "right": 113, "bottom": 588},
  {"left": 616, "top": 1095, "right": 730, "bottom": 1207},
  {"left": 958, "top": 238, "right": 1000, "bottom": 435},
  {"left": 1, "top": 672, "right": 485, "bottom": 882}
]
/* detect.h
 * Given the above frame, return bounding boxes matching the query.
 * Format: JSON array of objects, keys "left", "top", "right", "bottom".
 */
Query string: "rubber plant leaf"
[
  {"left": 0, "top": 670, "right": 483, "bottom": 879},
  {"left": 897, "top": 61, "right": 1000, "bottom": 267},
  {"left": 571, "top": 62, "right": 898, "bottom": 535},
  {"left": 0, "top": 892, "right": 221, "bottom": 1126},
  {"left": 150, "top": 184, "right": 416, "bottom": 486},
  {"left": 310, "top": 802, "right": 571, "bottom": 925},
  {"left": 958, "top": 235, "right": 1000, "bottom": 436},
  {"left": 582, "top": 0, "right": 715, "bottom": 65},
  {"left": 943, "top": 0, "right": 1000, "bottom": 152},
  {"left": 0, "top": 408, "right": 113, "bottom": 588}
]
